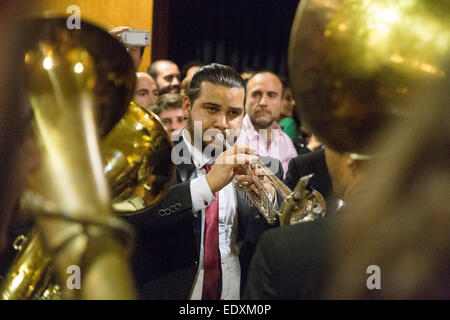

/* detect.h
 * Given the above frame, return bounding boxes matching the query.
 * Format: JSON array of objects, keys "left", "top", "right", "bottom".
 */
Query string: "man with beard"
[
  {"left": 236, "top": 72, "right": 297, "bottom": 178},
  {"left": 147, "top": 59, "right": 181, "bottom": 94},
  {"left": 125, "top": 63, "right": 283, "bottom": 300}
]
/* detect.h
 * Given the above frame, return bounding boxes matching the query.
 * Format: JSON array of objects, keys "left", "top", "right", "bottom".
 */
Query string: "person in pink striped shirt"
[{"left": 236, "top": 71, "right": 298, "bottom": 178}]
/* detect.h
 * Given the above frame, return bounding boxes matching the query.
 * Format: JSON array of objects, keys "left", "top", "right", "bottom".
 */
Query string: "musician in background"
[
  {"left": 244, "top": 143, "right": 369, "bottom": 299},
  {"left": 236, "top": 72, "right": 298, "bottom": 179},
  {"left": 149, "top": 93, "right": 186, "bottom": 137},
  {"left": 126, "top": 63, "right": 283, "bottom": 300},
  {"left": 133, "top": 72, "right": 159, "bottom": 110},
  {"left": 147, "top": 59, "right": 181, "bottom": 94},
  {"left": 327, "top": 95, "right": 450, "bottom": 299}
]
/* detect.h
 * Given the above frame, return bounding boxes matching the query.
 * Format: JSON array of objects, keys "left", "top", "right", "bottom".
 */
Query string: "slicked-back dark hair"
[{"left": 185, "top": 63, "right": 245, "bottom": 104}]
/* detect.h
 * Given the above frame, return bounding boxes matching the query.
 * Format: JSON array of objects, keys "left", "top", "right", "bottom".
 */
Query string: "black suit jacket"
[
  {"left": 284, "top": 149, "right": 338, "bottom": 212},
  {"left": 243, "top": 214, "right": 339, "bottom": 300},
  {"left": 125, "top": 132, "right": 283, "bottom": 299}
]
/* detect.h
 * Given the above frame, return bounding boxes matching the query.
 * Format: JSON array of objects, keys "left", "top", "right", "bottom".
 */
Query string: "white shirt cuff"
[{"left": 190, "top": 175, "right": 217, "bottom": 213}]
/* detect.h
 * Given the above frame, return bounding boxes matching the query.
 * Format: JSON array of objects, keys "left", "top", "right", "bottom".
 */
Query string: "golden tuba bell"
[
  {"left": 288, "top": 0, "right": 450, "bottom": 158},
  {"left": 0, "top": 16, "right": 174, "bottom": 299},
  {"left": 102, "top": 101, "right": 175, "bottom": 215}
]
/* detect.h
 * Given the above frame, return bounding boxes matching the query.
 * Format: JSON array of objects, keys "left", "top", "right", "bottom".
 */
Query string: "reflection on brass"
[
  {"left": 289, "top": 0, "right": 450, "bottom": 156},
  {"left": 279, "top": 174, "right": 326, "bottom": 226},
  {"left": 235, "top": 161, "right": 326, "bottom": 226},
  {"left": 102, "top": 101, "right": 175, "bottom": 215},
  {"left": 1, "top": 16, "right": 145, "bottom": 299},
  {"left": 0, "top": 229, "right": 57, "bottom": 300}
]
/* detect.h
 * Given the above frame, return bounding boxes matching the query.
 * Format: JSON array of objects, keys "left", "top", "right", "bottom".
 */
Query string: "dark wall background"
[{"left": 158, "top": 0, "right": 301, "bottom": 77}]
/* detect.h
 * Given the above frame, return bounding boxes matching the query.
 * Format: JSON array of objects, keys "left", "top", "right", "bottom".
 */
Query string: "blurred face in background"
[
  {"left": 155, "top": 61, "right": 181, "bottom": 94},
  {"left": 245, "top": 72, "right": 283, "bottom": 130},
  {"left": 185, "top": 66, "right": 201, "bottom": 82},
  {"left": 280, "top": 87, "right": 295, "bottom": 119},
  {"left": 159, "top": 107, "right": 186, "bottom": 137},
  {"left": 133, "top": 72, "right": 158, "bottom": 109}
]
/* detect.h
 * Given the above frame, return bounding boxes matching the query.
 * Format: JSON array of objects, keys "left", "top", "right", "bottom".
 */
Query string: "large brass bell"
[{"left": 289, "top": 0, "right": 450, "bottom": 157}]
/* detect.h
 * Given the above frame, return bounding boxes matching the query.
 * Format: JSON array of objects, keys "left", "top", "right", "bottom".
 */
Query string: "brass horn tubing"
[
  {"left": 26, "top": 44, "right": 111, "bottom": 218},
  {"left": 0, "top": 229, "right": 52, "bottom": 300},
  {"left": 255, "top": 159, "right": 292, "bottom": 199}
]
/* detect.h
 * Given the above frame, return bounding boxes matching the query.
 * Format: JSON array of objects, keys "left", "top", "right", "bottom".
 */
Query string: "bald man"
[
  {"left": 133, "top": 72, "right": 159, "bottom": 110},
  {"left": 236, "top": 71, "right": 298, "bottom": 178},
  {"left": 147, "top": 60, "right": 181, "bottom": 94}
]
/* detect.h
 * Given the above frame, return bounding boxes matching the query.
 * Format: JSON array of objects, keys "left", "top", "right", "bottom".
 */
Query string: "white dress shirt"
[{"left": 183, "top": 130, "right": 241, "bottom": 300}]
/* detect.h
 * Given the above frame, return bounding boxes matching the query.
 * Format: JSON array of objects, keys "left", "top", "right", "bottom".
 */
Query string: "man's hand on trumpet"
[
  {"left": 205, "top": 145, "right": 259, "bottom": 194},
  {"left": 234, "top": 166, "right": 276, "bottom": 204}
]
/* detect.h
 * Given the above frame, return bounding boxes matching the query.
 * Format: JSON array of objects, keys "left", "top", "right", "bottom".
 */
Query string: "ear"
[
  {"left": 182, "top": 95, "right": 191, "bottom": 118},
  {"left": 346, "top": 156, "right": 358, "bottom": 175}
]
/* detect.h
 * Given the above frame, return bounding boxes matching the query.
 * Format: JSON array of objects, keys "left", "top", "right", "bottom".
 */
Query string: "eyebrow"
[
  {"left": 228, "top": 106, "right": 244, "bottom": 113},
  {"left": 201, "top": 102, "right": 221, "bottom": 108}
]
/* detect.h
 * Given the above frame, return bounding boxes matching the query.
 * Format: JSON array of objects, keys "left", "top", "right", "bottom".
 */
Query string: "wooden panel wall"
[{"left": 34, "top": 0, "right": 153, "bottom": 72}]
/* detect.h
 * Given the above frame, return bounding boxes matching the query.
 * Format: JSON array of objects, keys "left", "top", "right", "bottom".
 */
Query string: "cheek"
[
  {"left": 271, "top": 101, "right": 282, "bottom": 113},
  {"left": 245, "top": 99, "right": 256, "bottom": 113},
  {"left": 189, "top": 108, "right": 210, "bottom": 131},
  {"left": 157, "top": 77, "right": 167, "bottom": 87},
  {"left": 228, "top": 117, "right": 243, "bottom": 132}
]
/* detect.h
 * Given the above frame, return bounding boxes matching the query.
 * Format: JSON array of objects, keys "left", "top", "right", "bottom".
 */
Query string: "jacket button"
[{"left": 192, "top": 260, "right": 198, "bottom": 269}]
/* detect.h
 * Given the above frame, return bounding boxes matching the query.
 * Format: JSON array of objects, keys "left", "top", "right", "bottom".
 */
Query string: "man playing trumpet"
[{"left": 126, "top": 63, "right": 283, "bottom": 300}]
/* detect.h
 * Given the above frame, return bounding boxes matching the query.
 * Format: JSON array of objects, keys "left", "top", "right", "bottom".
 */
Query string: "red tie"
[{"left": 202, "top": 164, "right": 222, "bottom": 300}]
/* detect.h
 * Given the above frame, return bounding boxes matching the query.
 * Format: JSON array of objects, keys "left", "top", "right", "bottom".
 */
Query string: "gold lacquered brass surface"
[
  {"left": 279, "top": 174, "right": 326, "bottom": 226},
  {"left": 22, "top": 16, "right": 130, "bottom": 224},
  {"left": 102, "top": 102, "right": 175, "bottom": 215},
  {"left": 0, "top": 230, "right": 54, "bottom": 300},
  {"left": 21, "top": 16, "right": 135, "bottom": 136},
  {"left": 289, "top": 0, "right": 450, "bottom": 155}
]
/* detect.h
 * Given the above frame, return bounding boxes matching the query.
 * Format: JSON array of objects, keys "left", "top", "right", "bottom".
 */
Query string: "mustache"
[{"left": 254, "top": 107, "right": 272, "bottom": 114}]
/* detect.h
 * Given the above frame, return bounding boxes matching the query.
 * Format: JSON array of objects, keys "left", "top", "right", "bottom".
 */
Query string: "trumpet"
[
  {"left": 219, "top": 135, "right": 326, "bottom": 226},
  {"left": 234, "top": 159, "right": 326, "bottom": 226}
]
